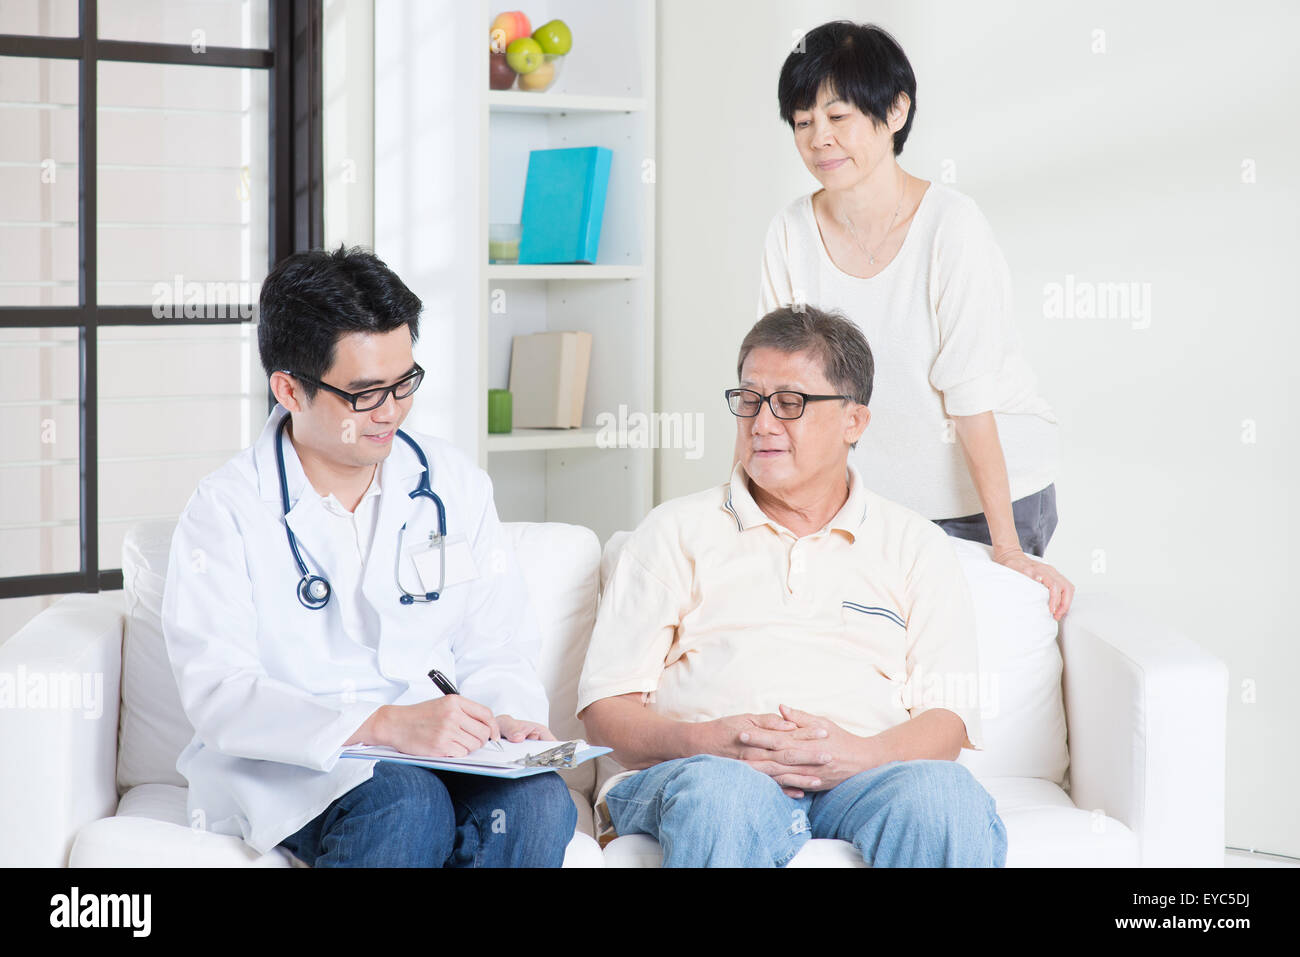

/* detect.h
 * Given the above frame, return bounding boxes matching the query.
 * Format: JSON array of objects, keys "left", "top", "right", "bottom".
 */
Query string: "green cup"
[{"left": 487, "top": 389, "right": 512, "bottom": 434}]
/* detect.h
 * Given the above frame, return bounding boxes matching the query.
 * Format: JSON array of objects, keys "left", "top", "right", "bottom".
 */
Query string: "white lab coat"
[{"left": 161, "top": 404, "right": 549, "bottom": 854}]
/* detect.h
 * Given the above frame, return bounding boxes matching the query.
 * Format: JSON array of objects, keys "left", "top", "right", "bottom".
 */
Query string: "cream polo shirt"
[{"left": 576, "top": 463, "right": 985, "bottom": 751}]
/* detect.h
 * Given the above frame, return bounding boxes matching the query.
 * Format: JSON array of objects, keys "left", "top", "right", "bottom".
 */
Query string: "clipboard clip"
[{"left": 515, "top": 740, "right": 578, "bottom": 769}]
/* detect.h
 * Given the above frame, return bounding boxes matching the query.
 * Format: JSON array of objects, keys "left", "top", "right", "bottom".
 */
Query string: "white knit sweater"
[{"left": 757, "top": 182, "right": 1060, "bottom": 520}]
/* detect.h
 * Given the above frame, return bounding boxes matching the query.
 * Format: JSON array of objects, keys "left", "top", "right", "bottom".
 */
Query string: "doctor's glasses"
[{"left": 281, "top": 364, "right": 425, "bottom": 412}]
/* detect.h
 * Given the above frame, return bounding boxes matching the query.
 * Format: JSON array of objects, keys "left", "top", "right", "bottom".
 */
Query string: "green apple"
[
  {"left": 505, "top": 36, "right": 543, "bottom": 74},
  {"left": 532, "top": 19, "right": 572, "bottom": 56}
]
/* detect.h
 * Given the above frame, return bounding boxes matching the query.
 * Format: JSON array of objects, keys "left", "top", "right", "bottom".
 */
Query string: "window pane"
[
  {"left": 98, "top": 0, "right": 269, "bottom": 50},
  {"left": 96, "top": 324, "right": 265, "bottom": 570},
  {"left": 0, "top": 329, "right": 81, "bottom": 578},
  {"left": 0, "top": 56, "right": 79, "bottom": 306},
  {"left": 97, "top": 60, "right": 268, "bottom": 309},
  {"left": 0, "top": 0, "right": 78, "bottom": 37}
]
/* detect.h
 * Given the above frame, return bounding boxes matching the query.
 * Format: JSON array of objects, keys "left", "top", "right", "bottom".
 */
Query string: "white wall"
[
  {"left": 656, "top": 0, "right": 1300, "bottom": 856},
  {"left": 323, "top": 0, "right": 374, "bottom": 250},
  {"left": 373, "top": 0, "right": 483, "bottom": 454}
]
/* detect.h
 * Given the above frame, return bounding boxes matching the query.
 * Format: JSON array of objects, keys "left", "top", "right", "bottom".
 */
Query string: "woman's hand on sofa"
[{"left": 993, "top": 548, "right": 1074, "bottom": 620}]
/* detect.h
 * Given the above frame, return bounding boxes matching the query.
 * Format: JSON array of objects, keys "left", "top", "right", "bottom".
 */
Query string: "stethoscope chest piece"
[{"left": 298, "top": 574, "right": 331, "bottom": 610}]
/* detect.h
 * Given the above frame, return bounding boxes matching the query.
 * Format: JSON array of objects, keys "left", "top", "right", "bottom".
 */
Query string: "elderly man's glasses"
[
  {"left": 725, "top": 388, "right": 851, "bottom": 420},
  {"left": 282, "top": 364, "right": 425, "bottom": 412}
]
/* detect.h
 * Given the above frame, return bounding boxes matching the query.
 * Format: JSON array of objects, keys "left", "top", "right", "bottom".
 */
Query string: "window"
[{"left": 0, "top": 1, "right": 323, "bottom": 636}]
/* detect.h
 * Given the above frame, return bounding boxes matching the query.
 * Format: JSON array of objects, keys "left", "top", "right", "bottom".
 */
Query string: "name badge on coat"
[{"left": 407, "top": 532, "right": 479, "bottom": 593}]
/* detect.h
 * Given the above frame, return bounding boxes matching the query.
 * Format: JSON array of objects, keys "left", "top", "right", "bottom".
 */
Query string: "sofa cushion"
[
  {"left": 505, "top": 522, "right": 601, "bottom": 799},
  {"left": 118, "top": 520, "right": 602, "bottom": 798},
  {"left": 72, "top": 784, "right": 298, "bottom": 867},
  {"left": 599, "top": 776, "right": 1136, "bottom": 867},
  {"left": 596, "top": 531, "right": 1069, "bottom": 787},
  {"left": 69, "top": 783, "right": 603, "bottom": 867},
  {"left": 949, "top": 537, "right": 1069, "bottom": 785},
  {"left": 118, "top": 522, "right": 193, "bottom": 792}
]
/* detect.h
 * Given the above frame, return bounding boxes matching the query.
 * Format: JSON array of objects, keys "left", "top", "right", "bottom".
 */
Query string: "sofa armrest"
[
  {"left": 1059, "top": 592, "right": 1227, "bottom": 867},
  {"left": 0, "top": 592, "right": 126, "bottom": 866}
]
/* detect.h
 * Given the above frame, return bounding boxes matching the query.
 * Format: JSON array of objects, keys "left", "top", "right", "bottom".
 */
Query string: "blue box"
[{"left": 517, "top": 146, "right": 612, "bottom": 265}]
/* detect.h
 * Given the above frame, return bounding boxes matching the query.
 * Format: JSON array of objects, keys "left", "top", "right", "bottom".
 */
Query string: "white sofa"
[{"left": 0, "top": 520, "right": 1227, "bottom": 868}]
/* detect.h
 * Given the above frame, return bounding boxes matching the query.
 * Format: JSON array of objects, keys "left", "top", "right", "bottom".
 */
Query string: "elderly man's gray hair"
[{"left": 737, "top": 305, "right": 874, "bottom": 408}]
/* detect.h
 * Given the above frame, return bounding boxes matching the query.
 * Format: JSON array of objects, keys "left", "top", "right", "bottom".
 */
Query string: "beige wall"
[{"left": 655, "top": 0, "right": 1300, "bottom": 856}]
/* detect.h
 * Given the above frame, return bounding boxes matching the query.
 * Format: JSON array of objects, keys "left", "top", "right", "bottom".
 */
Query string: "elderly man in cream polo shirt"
[{"left": 576, "top": 305, "right": 1007, "bottom": 867}]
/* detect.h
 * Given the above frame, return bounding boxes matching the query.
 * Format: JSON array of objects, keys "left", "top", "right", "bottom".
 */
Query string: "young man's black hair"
[{"left": 257, "top": 245, "right": 422, "bottom": 402}]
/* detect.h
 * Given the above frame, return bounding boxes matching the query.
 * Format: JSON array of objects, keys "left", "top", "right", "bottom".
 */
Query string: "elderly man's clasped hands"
[{"left": 700, "top": 705, "right": 872, "bottom": 798}]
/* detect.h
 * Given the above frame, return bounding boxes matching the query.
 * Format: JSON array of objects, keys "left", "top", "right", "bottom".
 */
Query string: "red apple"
[
  {"left": 489, "top": 52, "right": 515, "bottom": 90},
  {"left": 489, "top": 11, "right": 531, "bottom": 54}
]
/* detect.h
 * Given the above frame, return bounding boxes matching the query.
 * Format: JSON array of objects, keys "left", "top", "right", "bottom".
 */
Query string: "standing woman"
[{"left": 758, "top": 20, "right": 1073, "bottom": 619}]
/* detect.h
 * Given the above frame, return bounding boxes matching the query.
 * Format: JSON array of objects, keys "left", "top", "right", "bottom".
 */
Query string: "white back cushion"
[
  {"left": 597, "top": 531, "right": 1069, "bottom": 786},
  {"left": 118, "top": 521, "right": 193, "bottom": 792},
  {"left": 505, "top": 522, "right": 600, "bottom": 742},
  {"left": 118, "top": 520, "right": 602, "bottom": 796},
  {"left": 948, "top": 537, "right": 1068, "bottom": 784}
]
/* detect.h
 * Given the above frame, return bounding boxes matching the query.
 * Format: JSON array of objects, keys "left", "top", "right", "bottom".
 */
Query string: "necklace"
[{"left": 839, "top": 168, "right": 906, "bottom": 266}]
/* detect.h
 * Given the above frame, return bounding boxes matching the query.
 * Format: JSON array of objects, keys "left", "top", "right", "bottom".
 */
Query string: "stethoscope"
[{"left": 275, "top": 415, "right": 447, "bottom": 609}]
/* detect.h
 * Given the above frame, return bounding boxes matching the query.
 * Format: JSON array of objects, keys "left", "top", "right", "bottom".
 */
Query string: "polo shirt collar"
[{"left": 723, "top": 461, "right": 869, "bottom": 542}]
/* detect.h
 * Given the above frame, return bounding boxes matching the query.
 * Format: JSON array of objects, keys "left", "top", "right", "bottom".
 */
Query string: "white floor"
[{"left": 1224, "top": 849, "right": 1299, "bottom": 867}]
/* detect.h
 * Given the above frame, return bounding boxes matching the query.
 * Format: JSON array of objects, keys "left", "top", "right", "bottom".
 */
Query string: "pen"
[{"left": 428, "top": 669, "right": 503, "bottom": 751}]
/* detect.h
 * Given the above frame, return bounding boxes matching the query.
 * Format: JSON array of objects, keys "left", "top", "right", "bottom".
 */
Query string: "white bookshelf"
[
  {"left": 486, "top": 91, "right": 648, "bottom": 114},
  {"left": 375, "top": 0, "right": 655, "bottom": 545},
  {"left": 485, "top": 427, "right": 604, "bottom": 452}
]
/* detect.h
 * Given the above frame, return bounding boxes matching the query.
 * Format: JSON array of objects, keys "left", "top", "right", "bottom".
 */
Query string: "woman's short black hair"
[
  {"left": 778, "top": 21, "right": 917, "bottom": 155},
  {"left": 257, "top": 244, "right": 422, "bottom": 402}
]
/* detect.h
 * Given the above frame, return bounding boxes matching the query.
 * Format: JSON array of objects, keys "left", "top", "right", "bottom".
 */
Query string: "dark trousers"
[{"left": 934, "top": 483, "right": 1058, "bottom": 558}]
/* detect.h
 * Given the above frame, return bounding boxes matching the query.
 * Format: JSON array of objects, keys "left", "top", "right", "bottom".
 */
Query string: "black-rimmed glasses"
[
  {"left": 724, "top": 387, "right": 851, "bottom": 420},
  {"left": 282, "top": 364, "right": 425, "bottom": 412}
]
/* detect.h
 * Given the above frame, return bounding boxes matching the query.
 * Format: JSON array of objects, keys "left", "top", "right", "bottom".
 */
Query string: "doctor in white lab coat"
[{"left": 161, "top": 246, "right": 577, "bottom": 867}]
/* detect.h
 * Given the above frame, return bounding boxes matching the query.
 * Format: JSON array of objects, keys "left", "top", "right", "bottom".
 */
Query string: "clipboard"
[{"left": 339, "top": 739, "right": 611, "bottom": 779}]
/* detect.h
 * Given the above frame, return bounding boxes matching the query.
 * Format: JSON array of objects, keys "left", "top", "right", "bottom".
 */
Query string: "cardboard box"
[{"left": 507, "top": 331, "right": 593, "bottom": 429}]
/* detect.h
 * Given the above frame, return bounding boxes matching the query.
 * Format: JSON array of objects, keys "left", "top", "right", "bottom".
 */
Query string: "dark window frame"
[{"left": 0, "top": 0, "right": 323, "bottom": 600}]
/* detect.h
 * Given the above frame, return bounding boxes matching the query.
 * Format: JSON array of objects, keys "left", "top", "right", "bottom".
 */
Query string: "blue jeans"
[
  {"left": 934, "top": 483, "right": 1058, "bottom": 557},
  {"left": 279, "top": 762, "right": 577, "bottom": 867},
  {"left": 605, "top": 754, "right": 1006, "bottom": 867}
]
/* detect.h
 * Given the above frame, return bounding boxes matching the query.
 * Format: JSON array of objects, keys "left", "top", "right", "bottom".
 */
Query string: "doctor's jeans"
[
  {"left": 279, "top": 762, "right": 576, "bottom": 867},
  {"left": 605, "top": 754, "right": 1006, "bottom": 867}
]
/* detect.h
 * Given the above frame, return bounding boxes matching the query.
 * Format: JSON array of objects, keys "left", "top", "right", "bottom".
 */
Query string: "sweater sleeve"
[{"left": 927, "top": 199, "right": 1016, "bottom": 417}]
